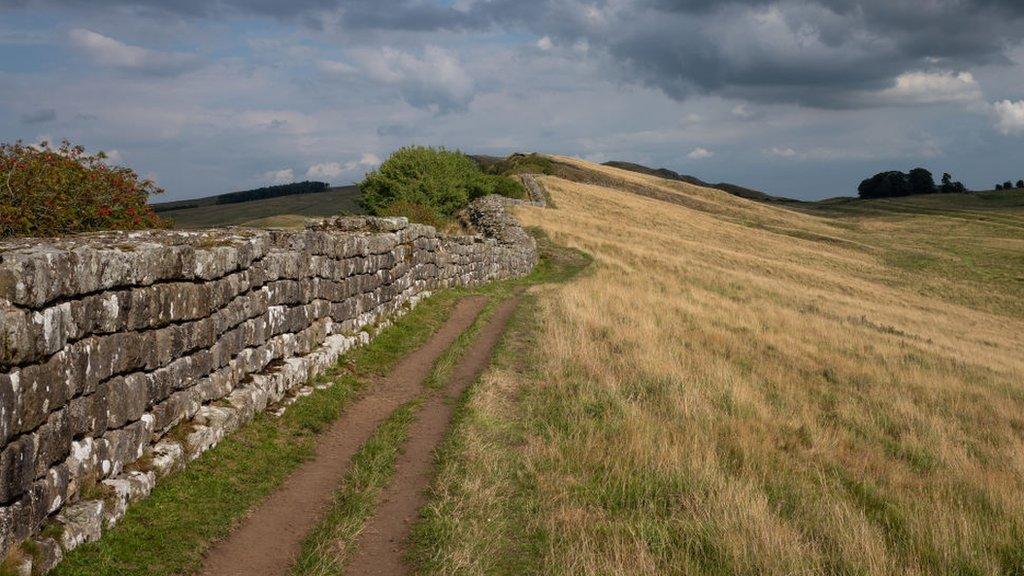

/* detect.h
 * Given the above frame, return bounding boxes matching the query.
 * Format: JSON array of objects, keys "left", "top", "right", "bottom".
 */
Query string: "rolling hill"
[
  {"left": 602, "top": 159, "right": 795, "bottom": 202},
  {"left": 412, "top": 155, "right": 1024, "bottom": 575},
  {"left": 152, "top": 185, "right": 363, "bottom": 229}
]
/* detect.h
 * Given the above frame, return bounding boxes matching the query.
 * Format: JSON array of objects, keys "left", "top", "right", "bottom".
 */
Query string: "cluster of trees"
[
  {"left": 0, "top": 140, "right": 165, "bottom": 239},
  {"left": 994, "top": 180, "right": 1024, "bottom": 190},
  {"left": 359, "top": 146, "right": 526, "bottom": 228},
  {"left": 214, "top": 180, "right": 329, "bottom": 205},
  {"left": 857, "top": 168, "right": 966, "bottom": 199}
]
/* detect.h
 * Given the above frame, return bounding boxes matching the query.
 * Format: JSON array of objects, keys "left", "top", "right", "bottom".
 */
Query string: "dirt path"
[
  {"left": 344, "top": 295, "right": 523, "bottom": 576},
  {"left": 197, "top": 296, "right": 490, "bottom": 576}
]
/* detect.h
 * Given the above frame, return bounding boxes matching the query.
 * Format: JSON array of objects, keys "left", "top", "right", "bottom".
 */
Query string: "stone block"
[{"left": 57, "top": 500, "right": 103, "bottom": 552}]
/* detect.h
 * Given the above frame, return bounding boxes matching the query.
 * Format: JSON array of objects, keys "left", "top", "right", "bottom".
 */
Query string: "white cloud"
[
  {"left": 306, "top": 162, "right": 346, "bottom": 180},
  {"left": 731, "top": 104, "right": 754, "bottom": 118},
  {"left": 992, "top": 100, "right": 1024, "bottom": 135},
  {"left": 687, "top": 147, "right": 714, "bottom": 160},
  {"left": 101, "top": 149, "right": 123, "bottom": 164},
  {"left": 305, "top": 153, "right": 381, "bottom": 182},
  {"left": 874, "top": 70, "right": 982, "bottom": 105},
  {"left": 763, "top": 146, "right": 874, "bottom": 161},
  {"left": 765, "top": 146, "right": 799, "bottom": 158},
  {"left": 344, "top": 46, "right": 475, "bottom": 113},
  {"left": 316, "top": 59, "right": 357, "bottom": 76},
  {"left": 536, "top": 36, "right": 554, "bottom": 51},
  {"left": 68, "top": 29, "right": 201, "bottom": 76},
  {"left": 357, "top": 152, "right": 382, "bottom": 167},
  {"left": 262, "top": 168, "right": 294, "bottom": 184}
]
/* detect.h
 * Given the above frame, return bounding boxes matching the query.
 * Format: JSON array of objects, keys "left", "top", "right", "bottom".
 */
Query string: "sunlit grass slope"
[{"left": 413, "top": 156, "right": 1024, "bottom": 575}]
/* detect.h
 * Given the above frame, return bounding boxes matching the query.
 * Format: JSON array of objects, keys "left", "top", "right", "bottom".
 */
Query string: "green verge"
[
  {"left": 51, "top": 290, "right": 468, "bottom": 576},
  {"left": 289, "top": 400, "right": 419, "bottom": 576},
  {"left": 408, "top": 234, "right": 592, "bottom": 575},
  {"left": 407, "top": 291, "right": 549, "bottom": 575},
  {"left": 287, "top": 230, "right": 592, "bottom": 575}
]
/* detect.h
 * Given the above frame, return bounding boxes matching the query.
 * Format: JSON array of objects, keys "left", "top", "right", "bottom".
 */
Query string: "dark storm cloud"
[
  {"left": 518, "top": 0, "right": 1024, "bottom": 107},
  {"left": 5, "top": 0, "right": 1023, "bottom": 107}
]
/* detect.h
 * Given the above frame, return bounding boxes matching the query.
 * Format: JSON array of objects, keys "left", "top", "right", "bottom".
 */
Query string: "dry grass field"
[{"left": 412, "top": 157, "right": 1024, "bottom": 575}]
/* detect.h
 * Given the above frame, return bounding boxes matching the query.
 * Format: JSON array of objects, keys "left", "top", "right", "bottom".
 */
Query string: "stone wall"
[
  {"left": 0, "top": 195, "right": 536, "bottom": 569},
  {"left": 516, "top": 173, "right": 549, "bottom": 207}
]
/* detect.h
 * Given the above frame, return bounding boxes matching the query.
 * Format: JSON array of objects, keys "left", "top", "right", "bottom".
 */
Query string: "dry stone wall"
[{"left": 0, "top": 195, "right": 536, "bottom": 570}]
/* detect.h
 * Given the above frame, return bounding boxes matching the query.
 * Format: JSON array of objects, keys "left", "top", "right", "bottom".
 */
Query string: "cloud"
[
  {"left": 316, "top": 59, "right": 356, "bottom": 76},
  {"left": 262, "top": 168, "right": 294, "bottom": 184},
  {"left": 871, "top": 71, "right": 983, "bottom": 105},
  {"left": 343, "top": 46, "right": 475, "bottom": 113},
  {"left": 731, "top": 104, "right": 754, "bottom": 119},
  {"left": 236, "top": 110, "right": 317, "bottom": 134},
  {"left": 765, "top": 146, "right": 800, "bottom": 159},
  {"left": 21, "top": 108, "right": 56, "bottom": 124},
  {"left": 101, "top": 149, "right": 124, "bottom": 164},
  {"left": 30, "top": 1, "right": 1024, "bottom": 108},
  {"left": 376, "top": 123, "right": 415, "bottom": 137},
  {"left": 305, "top": 153, "right": 381, "bottom": 181},
  {"left": 68, "top": 28, "right": 201, "bottom": 75},
  {"left": 687, "top": 147, "right": 713, "bottom": 160},
  {"left": 992, "top": 100, "right": 1024, "bottom": 135},
  {"left": 763, "top": 145, "right": 875, "bottom": 161}
]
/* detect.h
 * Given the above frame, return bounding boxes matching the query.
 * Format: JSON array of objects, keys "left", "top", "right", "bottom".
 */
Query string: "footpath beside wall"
[{"left": 0, "top": 194, "right": 537, "bottom": 571}]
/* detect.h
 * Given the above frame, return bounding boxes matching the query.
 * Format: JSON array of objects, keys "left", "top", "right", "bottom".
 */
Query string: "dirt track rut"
[
  {"left": 344, "top": 295, "right": 522, "bottom": 576},
  {"left": 197, "top": 296, "right": 489, "bottom": 576}
]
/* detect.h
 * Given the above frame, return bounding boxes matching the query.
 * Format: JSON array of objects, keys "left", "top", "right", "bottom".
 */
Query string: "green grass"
[
  {"left": 408, "top": 236, "right": 592, "bottom": 576},
  {"left": 285, "top": 306, "right": 492, "bottom": 576},
  {"left": 408, "top": 289, "right": 550, "bottom": 575},
  {"left": 796, "top": 188, "right": 1024, "bottom": 319},
  {"left": 286, "top": 300, "right": 502, "bottom": 576},
  {"left": 288, "top": 231, "right": 592, "bottom": 576},
  {"left": 157, "top": 186, "right": 363, "bottom": 229},
  {"left": 290, "top": 401, "right": 419, "bottom": 576},
  {"left": 51, "top": 290, "right": 468, "bottom": 576}
]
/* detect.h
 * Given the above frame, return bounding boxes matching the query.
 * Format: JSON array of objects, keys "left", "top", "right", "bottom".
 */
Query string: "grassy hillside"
[
  {"left": 602, "top": 159, "right": 794, "bottom": 202},
  {"left": 412, "top": 156, "right": 1024, "bottom": 575},
  {"left": 155, "top": 185, "right": 362, "bottom": 229}
]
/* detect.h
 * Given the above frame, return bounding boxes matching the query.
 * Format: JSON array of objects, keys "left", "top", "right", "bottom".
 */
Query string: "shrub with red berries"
[{"left": 0, "top": 140, "right": 166, "bottom": 239}]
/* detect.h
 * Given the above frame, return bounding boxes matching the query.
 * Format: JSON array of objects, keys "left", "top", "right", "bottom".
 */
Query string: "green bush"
[
  {"left": 358, "top": 146, "right": 526, "bottom": 224},
  {"left": 378, "top": 199, "right": 451, "bottom": 230},
  {"left": 0, "top": 140, "right": 166, "bottom": 239},
  {"left": 479, "top": 153, "right": 555, "bottom": 177},
  {"left": 359, "top": 146, "right": 478, "bottom": 220},
  {"left": 492, "top": 174, "right": 527, "bottom": 199}
]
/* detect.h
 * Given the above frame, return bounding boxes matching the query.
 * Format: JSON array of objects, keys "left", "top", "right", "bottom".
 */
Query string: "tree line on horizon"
[
  {"left": 858, "top": 168, "right": 1024, "bottom": 199},
  {"left": 994, "top": 179, "right": 1024, "bottom": 191},
  {"left": 857, "top": 168, "right": 965, "bottom": 199}
]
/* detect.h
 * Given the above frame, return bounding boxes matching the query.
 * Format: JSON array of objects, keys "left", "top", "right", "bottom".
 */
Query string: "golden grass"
[{"left": 413, "top": 157, "right": 1024, "bottom": 575}]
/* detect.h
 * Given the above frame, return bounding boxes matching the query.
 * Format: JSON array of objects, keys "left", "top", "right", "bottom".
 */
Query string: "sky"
[{"left": 1, "top": 0, "right": 1022, "bottom": 201}]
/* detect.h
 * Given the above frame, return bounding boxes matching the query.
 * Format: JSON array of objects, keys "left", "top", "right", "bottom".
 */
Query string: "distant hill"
[
  {"left": 152, "top": 184, "right": 363, "bottom": 229},
  {"left": 602, "top": 160, "right": 796, "bottom": 202},
  {"left": 152, "top": 181, "right": 333, "bottom": 213}
]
